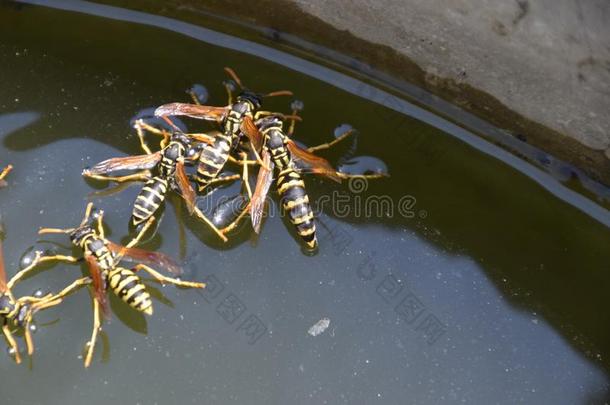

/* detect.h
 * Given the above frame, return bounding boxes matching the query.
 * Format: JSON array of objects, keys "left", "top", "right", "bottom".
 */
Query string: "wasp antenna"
[
  {"left": 282, "top": 114, "right": 302, "bottom": 122},
  {"left": 161, "top": 116, "right": 181, "bottom": 132},
  {"left": 224, "top": 67, "right": 244, "bottom": 89},
  {"left": 264, "top": 90, "right": 293, "bottom": 98}
]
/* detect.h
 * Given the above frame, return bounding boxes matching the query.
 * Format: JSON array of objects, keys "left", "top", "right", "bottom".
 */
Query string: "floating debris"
[{"left": 308, "top": 318, "right": 331, "bottom": 337}]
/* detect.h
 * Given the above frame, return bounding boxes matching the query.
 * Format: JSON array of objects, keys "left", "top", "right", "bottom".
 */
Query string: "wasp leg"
[
  {"left": 336, "top": 173, "right": 387, "bottom": 180},
  {"left": 203, "top": 174, "right": 242, "bottom": 188},
  {"left": 2, "top": 325, "right": 21, "bottom": 364},
  {"left": 223, "top": 82, "right": 235, "bottom": 105},
  {"left": 35, "top": 254, "right": 79, "bottom": 265},
  {"left": 84, "top": 171, "right": 151, "bottom": 184},
  {"left": 134, "top": 119, "right": 170, "bottom": 151},
  {"left": 240, "top": 152, "right": 253, "bottom": 199},
  {"left": 227, "top": 155, "right": 259, "bottom": 166},
  {"left": 253, "top": 110, "right": 276, "bottom": 120},
  {"left": 188, "top": 90, "right": 202, "bottom": 105},
  {"left": 125, "top": 216, "right": 156, "bottom": 249},
  {"left": 133, "top": 264, "right": 206, "bottom": 289},
  {"left": 84, "top": 298, "right": 101, "bottom": 368},
  {"left": 0, "top": 165, "right": 13, "bottom": 181},
  {"left": 192, "top": 206, "right": 229, "bottom": 242},
  {"left": 6, "top": 251, "right": 45, "bottom": 290},
  {"left": 307, "top": 129, "right": 355, "bottom": 153},
  {"left": 43, "top": 277, "right": 91, "bottom": 303},
  {"left": 220, "top": 202, "right": 251, "bottom": 235}
]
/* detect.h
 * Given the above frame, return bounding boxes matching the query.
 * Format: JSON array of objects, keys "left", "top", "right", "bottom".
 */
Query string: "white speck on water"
[{"left": 308, "top": 318, "right": 331, "bottom": 337}]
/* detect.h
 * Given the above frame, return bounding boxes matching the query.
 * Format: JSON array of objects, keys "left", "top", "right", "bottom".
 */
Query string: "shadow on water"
[{"left": 1, "top": 2, "right": 610, "bottom": 404}]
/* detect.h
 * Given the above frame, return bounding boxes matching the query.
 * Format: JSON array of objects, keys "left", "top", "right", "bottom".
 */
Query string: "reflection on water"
[{"left": 0, "top": 2, "right": 610, "bottom": 404}]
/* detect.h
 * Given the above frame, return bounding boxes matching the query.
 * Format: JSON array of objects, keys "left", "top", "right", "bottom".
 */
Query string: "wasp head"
[
  {"left": 237, "top": 91, "right": 263, "bottom": 110},
  {"left": 69, "top": 225, "right": 95, "bottom": 248}
]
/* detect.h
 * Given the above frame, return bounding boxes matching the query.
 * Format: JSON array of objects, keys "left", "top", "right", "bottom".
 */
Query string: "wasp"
[
  {"left": 0, "top": 165, "right": 12, "bottom": 188},
  {"left": 0, "top": 223, "right": 87, "bottom": 364},
  {"left": 240, "top": 113, "right": 386, "bottom": 250},
  {"left": 38, "top": 203, "right": 205, "bottom": 367},
  {"left": 154, "top": 67, "right": 293, "bottom": 192},
  {"left": 82, "top": 119, "right": 231, "bottom": 241}
]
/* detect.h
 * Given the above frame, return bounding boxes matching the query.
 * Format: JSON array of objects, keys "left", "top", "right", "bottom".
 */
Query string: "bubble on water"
[
  {"left": 130, "top": 107, "right": 188, "bottom": 133},
  {"left": 7, "top": 346, "right": 16, "bottom": 356},
  {"left": 33, "top": 289, "right": 45, "bottom": 298},
  {"left": 222, "top": 80, "right": 237, "bottom": 93},
  {"left": 20, "top": 247, "right": 40, "bottom": 269},
  {"left": 334, "top": 123, "right": 354, "bottom": 139},
  {"left": 337, "top": 156, "right": 389, "bottom": 176},
  {"left": 290, "top": 99, "right": 304, "bottom": 112},
  {"left": 29, "top": 323, "right": 37, "bottom": 333},
  {"left": 308, "top": 318, "right": 330, "bottom": 336},
  {"left": 187, "top": 84, "right": 209, "bottom": 104}
]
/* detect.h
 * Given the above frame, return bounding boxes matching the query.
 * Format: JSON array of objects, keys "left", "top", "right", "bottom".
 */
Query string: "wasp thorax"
[{"left": 164, "top": 143, "right": 182, "bottom": 160}]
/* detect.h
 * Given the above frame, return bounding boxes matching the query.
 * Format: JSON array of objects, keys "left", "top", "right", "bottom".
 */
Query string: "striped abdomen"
[
  {"left": 277, "top": 168, "right": 317, "bottom": 249},
  {"left": 132, "top": 176, "right": 168, "bottom": 226},
  {"left": 195, "top": 133, "right": 233, "bottom": 189},
  {"left": 107, "top": 267, "right": 153, "bottom": 315}
]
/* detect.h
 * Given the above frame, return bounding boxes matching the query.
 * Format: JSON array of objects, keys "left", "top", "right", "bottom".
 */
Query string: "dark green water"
[{"left": 0, "top": 2, "right": 610, "bottom": 404}]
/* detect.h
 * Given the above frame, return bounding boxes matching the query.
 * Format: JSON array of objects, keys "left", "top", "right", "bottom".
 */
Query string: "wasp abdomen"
[
  {"left": 107, "top": 268, "right": 153, "bottom": 315},
  {"left": 277, "top": 171, "right": 317, "bottom": 249},
  {"left": 196, "top": 134, "right": 233, "bottom": 187},
  {"left": 132, "top": 176, "right": 168, "bottom": 226}
]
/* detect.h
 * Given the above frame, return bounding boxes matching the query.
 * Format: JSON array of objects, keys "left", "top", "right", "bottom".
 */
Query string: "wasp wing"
[
  {"left": 250, "top": 149, "right": 274, "bottom": 234},
  {"left": 155, "top": 103, "right": 229, "bottom": 123},
  {"left": 85, "top": 152, "right": 162, "bottom": 175},
  {"left": 85, "top": 254, "right": 109, "bottom": 318},
  {"left": 286, "top": 140, "right": 342, "bottom": 183},
  {"left": 106, "top": 241, "right": 182, "bottom": 276},
  {"left": 175, "top": 159, "right": 196, "bottom": 215},
  {"left": 240, "top": 116, "right": 264, "bottom": 153}
]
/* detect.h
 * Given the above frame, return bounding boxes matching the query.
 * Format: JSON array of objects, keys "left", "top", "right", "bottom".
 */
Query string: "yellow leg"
[
  {"left": 84, "top": 298, "right": 101, "bottom": 368},
  {"left": 202, "top": 174, "right": 241, "bottom": 189},
  {"left": 95, "top": 210, "right": 105, "bottom": 239},
  {"left": 253, "top": 111, "right": 275, "bottom": 120},
  {"left": 42, "top": 277, "right": 91, "bottom": 303},
  {"left": 219, "top": 202, "right": 251, "bottom": 235},
  {"left": 241, "top": 152, "right": 253, "bottom": 199},
  {"left": 189, "top": 90, "right": 202, "bottom": 105},
  {"left": 134, "top": 264, "right": 206, "bottom": 289},
  {"left": 83, "top": 171, "right": 151, "bottom": 184},
  {"left": 125, "top": 216, "right": 156, "bottom": 249},
  {"left": 0, "top": 164, "right": 13, "bottom": 181},
  {"left": 134, "top": 119, "right": 170, "bottom": 151},
  {"left": 223, "top": 82, "right": 234, "bottom": 105},
  {"left": 307, "top": 129, "right": 354, "bottom": 153},
  {"left": 336, "top": 173, "right": 387, "bottom": 180},
  {"left": 35, "top": 254, "right": 79, "bottom": 265},
  {"left": 192, "top": 206, "right": 229, "bottom": 242},
  {"left": 38, "top": 228, "right": 74, "bottom": 235},
  {"left": 2, "top": 325, "right": 21, "bottom": 364},
  {"left": 24, "top": 324, "right": 34, "bottom": 356},
  {"left": 6, "top": 251, "right": 44, "bottom": 290},
  {"left": 227, "top": 155, "right": 259, "bottom": 166}
]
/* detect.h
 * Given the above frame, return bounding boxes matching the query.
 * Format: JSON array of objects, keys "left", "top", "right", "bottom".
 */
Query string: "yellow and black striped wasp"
[
  {"left": 240, "top": 113, "right": 386, "bottom": 250},
  {"left": 0, "top": 165, "right": 12, "bottom": 188},
  {"left": 154, "top": 67, "right": 293, "bottom": 192},
  {"left": 38, "top": 202, "right": 205, "bottom": 367},
  {"left": 1, "top": 223, "right": 88, "bottom": 364},
  {"left": 82, "top": 119, "right": 230, "bottom": 241}
]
